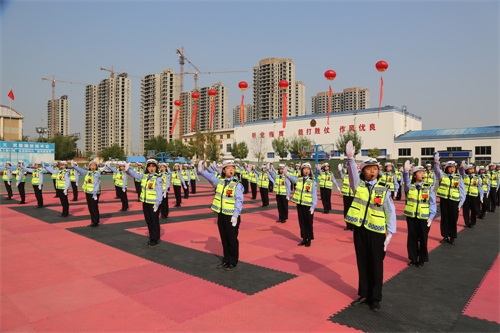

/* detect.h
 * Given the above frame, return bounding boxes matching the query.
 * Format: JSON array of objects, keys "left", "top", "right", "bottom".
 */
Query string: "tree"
[
  {"left": 232, "top": 141, "right": 249, "bottom": 161},
  {"left": 205, "top": 131, "right": 220, "bottom": 161},
  {"left": 189, "top": 130, "right": 206, "bottom": 160},
  {"left": 335, "top": 131, "right": 363, "bottom": 157},
  {"left": 166, "top": 139, "right": 187, "bottom": 160},
  {"left": 50, "top": 135, "right": 77, "bottom": 160},
  {"left": 289, "top": 135, "right": 313, "bottom": 159},
  {"left": 144, "top": 136, "right": 168, "bottom": 157},
  {"left": 367, "top": 147, "right": 381, "bottom": 158},
  {"left": 101, "top": 144, "right": 126, "bottom": 161},
  {"left": 272, "top": 137, "right": 289, "bottom": 160},
  {"left": 251, "top": 136, "right": 267, "bottom": 165}
]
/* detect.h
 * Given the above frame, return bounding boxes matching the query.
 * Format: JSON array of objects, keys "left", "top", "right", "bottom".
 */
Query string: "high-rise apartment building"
[
  {"left": 140, "top": 68, "right": 180, "bottom": 152},
  {"left": 84, "top": 74, "right": 131, "bottom": 155},
  {"left": 253, "top": 58, "right": 306, "bottom": 121},
  {"left": 311, "top": 87, "right": 370, "bottom": 114},
  {"left": 182, "top": 83, "right": 228, "bottom": 133},
  {"left": 232, "top": 104, "right": 254, "bottom": 126},
  {"left": 47, "top": 95, "right": 69, "bottom": 138}
]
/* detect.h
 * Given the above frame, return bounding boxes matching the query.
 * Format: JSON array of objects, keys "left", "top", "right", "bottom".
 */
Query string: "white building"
[
  {"left": 47, "top": 95, "right": 69, "bottom": 138},
  {"left": 312, "top": 87, "right": 370, "bottom": 114},
  {"left": 0, "top": 105, "right": 23, "bottom": 141}
]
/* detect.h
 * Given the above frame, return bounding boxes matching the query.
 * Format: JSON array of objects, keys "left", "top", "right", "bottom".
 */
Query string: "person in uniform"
[
  {"left": 132, "top": 163, "right": 144, "bottom": 201},
  {"left": 72, "top": 160, "right": 101, "bottom": 227},
  {"left": 189, "top": 164, "right": 199, "bottom": 194},
  {"left": 402, "top": 161, "right": 436, "bottom": 267},
  {"left": 379, "top": 162, "right": 399, "bottom": 200},
  {"left": 338, "top": 163, "right": 355, "bottom": 230},
  {"left": 198, "top": 160, "right": 244, "bottom": 271},
  {"left": 50, "top": 162, "right": 59, "bottom": 197},
  {"left": 269, "top": 164, "right": 290, "bottom": 223},
  {"left": 23, "top": 161, "right": 46, "bottom": 208},
  {"left": 126, "top": 159, "right": 163, "bottom": 247},
  {"left": 247, "top": 164, "right": 258, "bottom": 200},
  {"left": 344, "top": 141, "right": 396, "bottom": 312},
  {"left": 433, "top": 155, "right": 465, "bottom": 245},
  {"left": 485, "top": 163, "right": 499, "bottom": 212},
  {"left": 107, "top": 161, "right": 129, "bottom": 212},
  {"left": 158, "top": 163, "right": 171, "bottom": 219},
  {"left": 423, "top": 163, "right": 436, "bottom": 187},
  {"left": 478, "top": 166, "right": 490, "bottom": 219},
  {"left": 240, "top": 163, "right": 249, "bottom": 194},
  {"left": 268, "top": 162, "right": 275, "bottom": 193},
  {"left": 68, "top": 164, "right": 79, "bottom": 201},
  {"left": 255, "top": 164, "right": 274, "bottom": 207},
  {"left": 395, "top": 163, "right": 403, "bottom": 200},
  {"left": 1, "top": 162, "right": 14, "bottom": 200},
  {"left": 171, "top": 163, "right": 187, "bottom": 207},
  {"left": 316, "top": 162, "right": 340, "bottom": 214},
  {"left": 496, "top": 164, "right": 500, "bottom": 207},
  {"left": 285, "top": 162, "right": 318, "bottom": 247},
  {"left": 45, "top": 161, "right": 70, "bottom": 217},
  {"left": 459, "top": 162, "right": 483, "bottom": 228},
  {"left": 181, "top": 164, "right": 191, "bottom": 199}
]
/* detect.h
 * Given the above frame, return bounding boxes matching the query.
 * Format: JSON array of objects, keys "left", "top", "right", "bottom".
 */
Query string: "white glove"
[
  {"left": 283, "top": 167, "right": 288, "bottom": 177},
  {"left": 63, "top": 189, "right": 68, "bottom": 196},
  {"left": 338, "top": 163, "right": 343, "bottom": 172},
  {"left": 404, "top": 160, "right": 411, "bottom": 173},
  {"left": 16, "top": 181, "right": 20, "bottom": 187},
  {"left": 71, "top": 160, "right": 77, "bottom": 167},
  {"left": 316, "top": 164, "right": 321, "bottom": 172},
  {"left": 309, "top": 207, "right": 315, "bottom": 215},
  {"left": 345, "top": 140, "right": 354, "bottom": 159},
  {"left": 211, "top": 161, "right": 217, "bottom": 169},
  {"left": 480, "top": 197, "right": 483, "bottom": 204},
  {"left": 486, "top": 193, "right": 489, "bottom": 198},
  {"left": 458, "top": 204, "right": 462, "bottom": 211},
  {"left": 124, "top": 163, "right": 130, "bottom": 172},
  {"left": 38, "top": 185, "right": 42, "bottom": 191},
  {"left": 427, "top": 219, "right": 432, "bottom": 227},
  {"left": 476, "top": 166, "right": 480, "bottom": 173},
  {"left": 75, "top": 183, "right": 78, "bottom": 188},
  {"left": 434, "top": 152, "right": 440, "bottom": 164},
  {"left": 7, "top": 181, "right": 10, "bottom": 186},
  {"left": 336, "top": 186, "right": 341, "bottom": 192},
  {"left": 231, "top": 216, "right": 238, "bottom": 227},
  {"left": 184, "top": 186, "right": 187, "bottom": 189},
  {"left": 163, "top": 191, "right": 167, "bottom": 198},
  {"left": 384, "top": 233, "right": 392, "bottom": 251},
  {"left": 153, "top": 204, "right": 158, "bottom": 212},
  {"left": 198, "top": 160, "right": 204, "bottom": 173},
  {"left": 286, "top": 196, "right": 289, "bottom": 200},
  {"left": 460, "top": 160, "right": 466, "bottom": 169}
]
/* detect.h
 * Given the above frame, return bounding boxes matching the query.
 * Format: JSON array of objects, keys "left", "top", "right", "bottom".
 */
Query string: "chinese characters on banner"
[{"left": 251, "top": 123, "right": 376, "bottom": 139}]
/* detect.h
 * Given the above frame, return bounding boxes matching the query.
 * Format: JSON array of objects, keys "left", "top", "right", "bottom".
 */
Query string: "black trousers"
[
  {"left": 4, "top": 181, "right": 13, "bottom": 198},
  {"left": 440, "top": 199, "right": 459, "bottom": 240},
  {"left": 479, "top": 195, "right": 488, "bottom": 218},
  {"left": 250, "top": 182, "right": 257, "bottom": 199},
  {"left": 396, "top": 182, "right": 402, "bottom": 200},
  {"left": 353, "top": 226, "right": 386, "bottom": 302},
  {"left": 173, "top": 185, "right": 182, "bottom": 206},
  {"left": 190, "top": 179, "right": 196, "bottom": 194},
  {"left": 343, "top": 195, "right": 354, "bottom": 229},
  {"left": 297, "top": 204, "right": 314, "bottom": 241},
  {"left": 17, "top": 182, "right": 25, "bottom": 203},
  {"left": 406, "top": 217, "right": 429, "bottom": 264},
  {"left": 142, "top": 202, "right": 160, "bottom": 242},
  {"left": 33, "top": 185, "right": 43, "bottom": 207},
  {"left": 463, "top": 195, "right": 479, "bottom": 227},
  {"left": 259, "top": 187, "right": 269, "bottom": 206},
  {"left": 116, "top": 186, "right": 128, "bottom": 210},
  {"left": 217, "top": 213, "right": 240, "bottom": 266},
  {"left": 160, "top": 193, "right": 169, "bottom": 218},
  {"left": 86, "top": 192, "right": 100, "bottom": 225},
  {"left": 70, "top": 181, "right": 78, "bottom": 200},
  {"left": 56, "top": 188, "right": 69, "bottom": 216},
  {"left": 269, "top": 181, "right": 274, "bottom": 193},
  {"left": 183, "top": 182, "right": 189, "bottom": 198},
  {"left": 114, "top": 185, "right": 120, "bottom": 199},
  {"left": 242, "top": 178, "right": 249, "bottom": 194},
  {"left": 488, "top": 188, "right": 497, "bottom": 212},
  {"left": 320, "top": 187, "right": 332, "bottom": 212},
  {"left": 134, "top": 181, "right": 142, "bottom": 200},
  {"left": 52, "top": 179, "right": 57, "bottom": 190},
  {"left": 276, "top": 195, "right": 288, "bottom": 221}
]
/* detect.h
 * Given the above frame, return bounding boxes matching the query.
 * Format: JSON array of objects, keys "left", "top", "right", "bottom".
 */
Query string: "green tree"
[
  {"left": 205, "top": 131, "right": 220, "bottom": 161},
  {"left": 289, "top": 135, "right": 313, "bottom": 159},
  {"left": 166, "top": 139, "right": 187, "bottom": 160},
  {"left": 367, "top": 147, "right": 381, "bottom": 158},
  {"left": 189, "top": 130, "right": 206, "bottom": 160},
  {"left": 272, "top": 137, "right": 289, "bottom": 160},
  {"left": 101, "top": 144, "right": 126, "bottom": 161},
  {"left": 144, "top": 136, "right": 168, "bottom": 156},
  {"left": 251, "top": 136, "right": 267, "bottom": 164},
  {"left": 335, "top": 131, "right": 363, "bottom": 157},
  {"left": 50, "top": 135, "right": 77, "bottom": 160},
  {"left": 231, "top": 141, "right": 249, "bottom": 161}
]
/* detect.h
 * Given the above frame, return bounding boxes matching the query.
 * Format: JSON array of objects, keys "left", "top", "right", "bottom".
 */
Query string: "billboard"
[{"left": 0, "top": 141, "right": 55, "bottom": 165}]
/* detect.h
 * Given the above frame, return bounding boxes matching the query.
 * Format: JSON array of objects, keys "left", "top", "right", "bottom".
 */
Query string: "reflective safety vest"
[
  {"left": 291, "top": 177, "right": 314, "bottom": 206},
  {"left": 436, "top": 173, "right": 461, "bottom": 202},
  {"left": 2, "top": 169, "right": 11, "bottom": 181},
  {"left": 345, "top": 182, "right": 388, "bottom": 234},
  {"left": 480, "top": 175, "right": 489, "bottom": 193},
  {"left": 133, "top": 167, "right": 143, "bottom": 182},
  {"left": 51, "top": 167, "right": 58, "bottom": 180},
  {"left": 341, "top": 174, "right": 354, "bottom": 197},
  {"left": 248, "top": 171, "right": 257, "bottom": 183},
  {"left": 16, "top": 167, "right": 26, "bottom": 182},
  {"left": 292, "top": 169, "right": 301, "bottom": 178},
  {"left": 181, "top": 170, "right": 189, "bottom": 181},
  {"left": 395, "top": 170, "right": 402, "bottom": 182},
  {"left": 114, "top": 171, "right": 126, "bottom": 187},
  {"left": 82, "top": 171, "right": 100, "bottom": 194},
  {"left": 423, "top": 170, "right": 435, "bottom": 186},
  {"left": 160, "top": 172, "right": 168, "bottom": 191},
  {"left": 211, "top": 179, "right": 239, "bottom": 216},
  {"left": 171, "top": 171, "right": 182, "bottom": 186},
  {"left": 274, "top": 174, "right": 287, "bottom": 196},
  {"left": 379, "top": 172, "right": 395, "bottom": 191},
  {"left": 140, "top": 174, "right": 160, "bottom": 204},
  {"left": 257, "top": 172, "right": 270, "bottom": 188},
  {"left": 69, "top": 169, "right": 77, "bottom": 182},
  {"left": 486, "top": 170, "right": 498, "bottom": 188},
  {"left": 31, "top": 168, "right": 44, "bottom": 186},
  {"left": 318, "top": 171, "right": 334, "bottom": 189},
  {"left": 190, "top": 170, "right": 196, "bottom": 180},
  {"left": 241, "top": 169, "right": 249, "bottom": 180},
  {"left": 403, "top": 183, "right": 431, "bottom": 219},
  {"left": 463, "top": 174, "right": 480, "bottom": 197},
  {"left": 56, "top": 170, "right": 68, "bottom": 190}
]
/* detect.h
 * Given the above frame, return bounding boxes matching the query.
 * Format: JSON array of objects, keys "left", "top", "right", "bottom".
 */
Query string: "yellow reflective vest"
[
  {"left": 423, "top": 170, "right": 435, "bottom": 186},
  {"left": 480, "top": 175, "right": 489, "bottom": 192},
  {"left": 341, "top": 174, "right": 354, "bottom": 197},
  {"left": 55, "top": 170, "right": 68, "bottom": 190},
  {"left": 379, "top": 172, "right": 395, "bottom": 191},
  {"left": 171, "top": 171, "right": 182, "bottom": 186},
  {"left": 403, "top": 183, "right": 431, "bottom": 219},
  {"left": 82, "top": 171, "right": 100, "bottom": 194},
  {"left": 211, "top": 179, "right": 239, "bottom": 216},
  {"left": 31, "top": 168, "right": 44, "bottom": 186},
  {"left": 274, "top": 174, "right": 288, "bottom": 196},
  {"left": 257, "top": 172, "right": 270, "bottom": 189},
  {"left": 69, "top": 169, "right": 77, "bottom": 182},
  {"left": 114, "top": 171, "right": 126, "bottom": 187},
  {"left": 291, "top": 177, "right": 314, "bottom": 206},
  {"left": 140, "top": 174, "right": 160, "bottom": 204},
  {"left": 463, "top": 174, "right": 480, "bottom": 197},
  {"left": 436, "top": 173, "right": 461, "bottom": 201},
  {"left": 2, "top": 169, "right": 11, "bottom": 181},
  {"left": 345, "top": 182, "right": 388, "bottom": 234},
  {"left": 486, "top": 170, "right": 498, "bottom": 188},
  {"left": 318, "top": 171, "right": 334, "bottom": 189}
]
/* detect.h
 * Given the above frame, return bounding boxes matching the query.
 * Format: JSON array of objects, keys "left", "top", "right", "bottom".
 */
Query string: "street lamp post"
[{"left": 35, "top": 127, "right": 48, "bottom": 140}]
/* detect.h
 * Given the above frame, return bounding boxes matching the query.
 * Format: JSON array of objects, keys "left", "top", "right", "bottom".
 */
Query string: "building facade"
[
  {"left": 0, "top": 105, "right": 23, "bottom": 141},
  {"left": 312, "top": 87, "right": 370, "bottom": 114},
  {"left": 181, "top": 128, "right": 235, "bottom": 160},
  {"left": 47, "top": 95, "right": 69, "bottom": 138},
  {"left": 232, "top": 104, "right": 254, "bottom": 127},
  {"left": 84, "top": 74, "right": 131, "bottom": 155}
]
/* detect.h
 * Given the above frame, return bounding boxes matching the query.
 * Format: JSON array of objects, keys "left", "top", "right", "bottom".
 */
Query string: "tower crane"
[
  {"left": 100, "top": 66, "right": 142, "bottom": 79},
  {"left": 41, "top": 76, "right": 87, "bottom": 138}
]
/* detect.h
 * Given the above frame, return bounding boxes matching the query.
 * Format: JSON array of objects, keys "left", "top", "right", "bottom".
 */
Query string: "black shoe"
[
  {"left": 87, "top": 223, "right": 98, "bottom": 228},
  {"left": 161, "top": 215, "right": 168, "bottom": 219},
  {"left": 216, "top": 263, "right": 228, "bottom": 270},
  {"left": 407, "top": 261, "right": 416, "bottom": 266},
  {"left": 276, "top": 219, "right": 282, "bottom": 223},
  {"left": 281, "top": 220, "right": 287, "bottom": 223},
  {"left": 71, "top": 199, "right": 78, "bottom": 202},
  {"left": 344, "top": 227, "right": 349, "bottom": 231},
  {"left": 119, "top": 208, "right": 128, "bottom": 212},
  {"left": 5, "top": 197, "right": 12, "bottom": 200},
  {"left": 146, "top": 240, "right": 159, "bottom": 247},
  {"left": 351, "top": 297, "right": 368, "bottom": 306},
  {"left": 19, "top": 201, "right": 25, "bottom": 204},
  {"left": 53, "top": 196, "right": 58, "bottom": 198},
  {"left": 448, "top": 238, "right": 455, "bottom": 245},
  {"left": 174, "top": 204, "right": 180, "bottom": 207},
  {"left": 305, "top": 240, "right": 311, "bottom": 247},
  {"left": 298, "top": 240, "right": 306, "bottom": 246},
  {"left": 58, "top": 214, "right": 68, "bottom": 217},
  {"left": 416, "top": 262, "right": 424, "bottom": 268},
  {"left": 439, "top": 237, "right": 448, "bottom": 243},
  {"left": 370, "top": 301, "right": 381, "bottom": 312},
  {"left": 224, "top": 264, "right": 237, "bottom": 272}
]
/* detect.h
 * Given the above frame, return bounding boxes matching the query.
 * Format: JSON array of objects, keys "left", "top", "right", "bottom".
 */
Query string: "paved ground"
[{"left": 1, "top": 177, "right": 499, "bottom": 332}]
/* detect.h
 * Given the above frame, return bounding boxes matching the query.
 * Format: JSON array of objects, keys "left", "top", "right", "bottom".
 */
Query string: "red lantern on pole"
[
  {"left": 170, "top": 100, "right": 181, "bottom": 135},
  {"left": 208, "top": 89, "right": 217, "bottom": 130},
  {"left": 375, "top": 60, "right": 389, "bottom": 116},
  {"left": 324, "top": 70, "right": 336, "bottom": 125},
  {"left": 238, "top": 81, "right": 248, "bottom": 127},
  {"left": 278, "top": 80, "right": 289, "bottom": 129},
  {"left": 191, "top": 91, "right": 200, "bottom": 132}
]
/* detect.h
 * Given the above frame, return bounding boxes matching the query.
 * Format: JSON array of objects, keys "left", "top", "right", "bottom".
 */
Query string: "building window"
[
  {"left": 421, "top": 147, "right": 434, "bottom": 156},
  {"left": 447, "top": 147, "right": 462, "bottom": 151},
  {"left": 398, "top": 148, "right": 411, "bottom": 156},
  {"left": 361, "top": 150, "right": 368, "bottom": 156},
  {"left": 475, "top": 157, "right": 491, "bottom": 165},
  {"left": 475, "top": 146, "right": 491, "bottom": 155},
  {"left": 219, "top": 144, "right": 223, "bottom": 149},
  {"left": 227, "top": 134, "right": 230, "bottom": 139},
  {"left": 267, "top": 152, "right": 275, "bottom": 159},
  {"left": 332, "top": 150, "right": 341, "bottom": 157},
  {"left": 226, "top": 143, "right": 232, "bottom": 152},
  {"left": 220, "top": 135, "right": 223, "bottom": 139},
  {"left": 380, "top": 149, "right": 387, "bottom": 156}
]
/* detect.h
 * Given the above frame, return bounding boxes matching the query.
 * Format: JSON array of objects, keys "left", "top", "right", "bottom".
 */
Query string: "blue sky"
[{"left": 1, "top": 0, "right": 498, "bottom": 152}]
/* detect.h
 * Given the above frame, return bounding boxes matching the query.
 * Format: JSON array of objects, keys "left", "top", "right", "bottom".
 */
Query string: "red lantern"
[
  {"left": 238, "top": 81, "right": 248, "bottom": 91},
  {"left": 191, "top": 91, "right": 200, "bottom": 100},
  {"left": 208, "top": 89, "right": 217, "bottom": 97},
  {"left": 191, "top": 91, "right": 199, "bottom": 132},
  {"left": 278, "top": 80, "right": 289, "bottom": 90},
  {"left": 375, "top": 60, "right": 389, "bottom": 72},
  {"left": 174, "top": 100, "right": 181, "bottom": 106},
  {"left": 208, "top": 89, "right": 217, "bottom": 130},
  {"left": 324, "top": 70, "right": 336, "bottom": 81}
]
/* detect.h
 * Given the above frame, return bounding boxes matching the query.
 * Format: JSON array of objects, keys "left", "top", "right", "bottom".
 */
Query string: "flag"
[{"left": 8, "top": 89, "right": 15, "bottom": 101}]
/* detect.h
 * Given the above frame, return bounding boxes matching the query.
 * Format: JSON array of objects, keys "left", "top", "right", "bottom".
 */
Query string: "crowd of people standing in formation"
[{"left": 2, "top": 142, "right": 499, "bottom": 310}]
